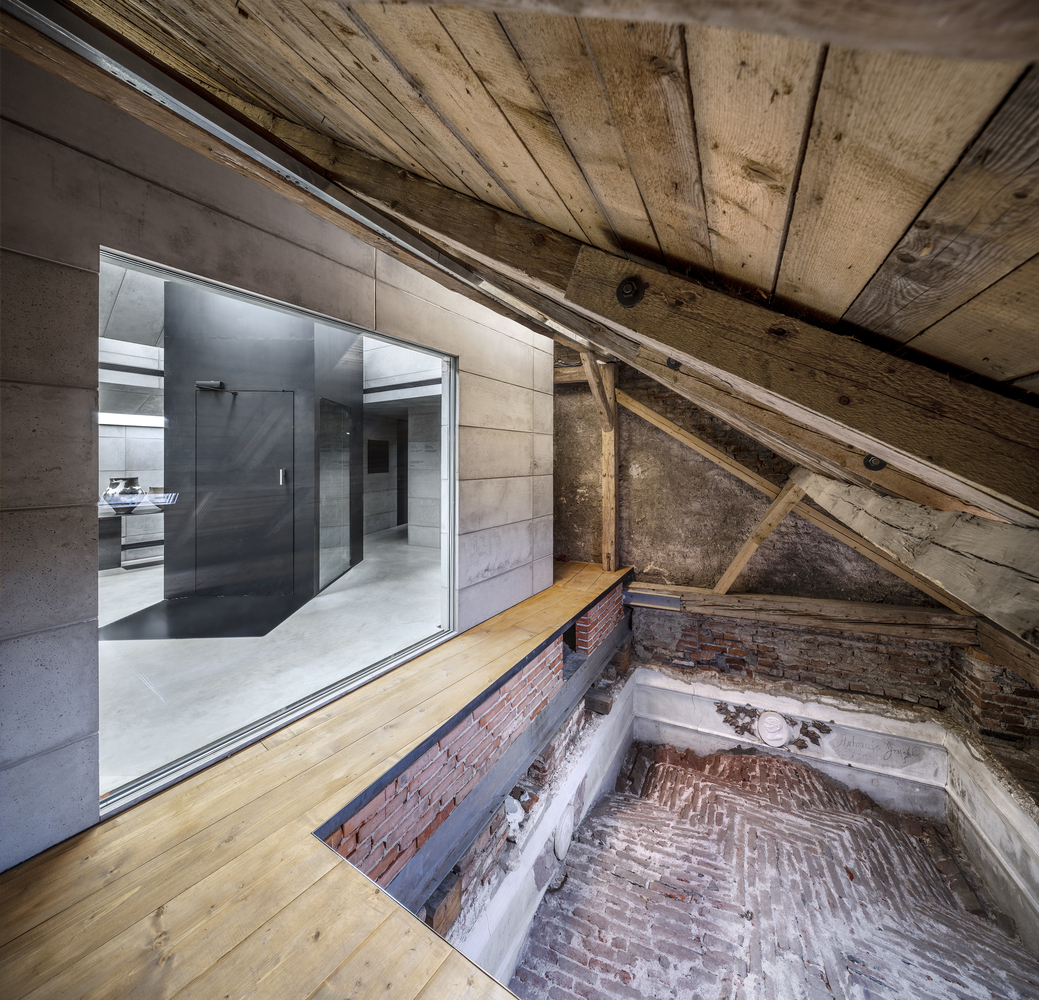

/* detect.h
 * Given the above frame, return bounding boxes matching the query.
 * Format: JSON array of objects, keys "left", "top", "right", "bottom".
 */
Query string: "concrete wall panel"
[
  {"left": 458, "top": 521, "right": 534, "bottom": 589},
  {"left": 0, "top": 736, "right": 99, "bottom": 872},
  {"left": 458, "top": 428, "right": 533, "bottom": 481},
  {"left": 0, "top": 507, "right": 98, "bottom": 639},
  {"left": 533, "top": 476, "right": 553, "bottom": 518},
  {"left": 459, "top": 373, "right": 533, "bottom": 433},
  {"left": 0, "top": 48, "right": 551, "bottom": 869},
  {"left": 375, "top": 251, "right": 534, "bottom": 348},
  {"left": 5, "top": 58, "right": 375, "bottom": 277},
  {"left": 458, "top": 478, "right": 532, "bottom": 534},
  {"left": 1, "top": 382, "right": 98, "bottom": 509},
  {"left": 0, "top": 622, "right": 98, "bottom": 767},
  {"left": 533, "top": 390, "right": 553, "bottom": 435},
  {"left": 458, "top": 563, "right": 535, "bottom": 634},
  {"left": 0, "top": 252, "right": 98, "bottom": 388},
  {"left": 376, "top": 286, "right": 534, "bottom": 389},
  {"left": 0, "top": 121, "right": 100, "bottom": 269}
]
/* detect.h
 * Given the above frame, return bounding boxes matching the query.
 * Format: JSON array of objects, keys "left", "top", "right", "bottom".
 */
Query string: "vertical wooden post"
[{"left": 601, "top": 363, "right": 619, "bottom": 572}]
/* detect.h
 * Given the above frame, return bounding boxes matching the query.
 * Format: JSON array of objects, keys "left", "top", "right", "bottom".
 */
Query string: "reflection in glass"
[
  {"left": 319, "top": 397, "right": 351, "bottom": 590},
  {"left": 96, "top": 254, "right": 455, "bottom": 813}
]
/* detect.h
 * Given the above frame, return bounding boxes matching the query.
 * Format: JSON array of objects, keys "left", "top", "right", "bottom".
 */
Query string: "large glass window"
[{"left": 97, "top": 252, "right": 456, "bottom": 811}]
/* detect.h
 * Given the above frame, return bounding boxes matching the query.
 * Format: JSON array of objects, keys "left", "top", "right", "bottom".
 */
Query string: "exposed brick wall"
[
  {"left": 456, "top": 804, "right": 510, "bottom": 904},
  {"left": 528, "top": 699, "right": 591, "bottom": 788},
  {"left": 576, "top": 585, "right": 624, "bottom": 654},
  {"left": 326, "top": 638, "right": 565, "bottom": 886},
  {"left": 633, "top": 608, "right": 955, "bottom": 709},
  {"left": 951, "top": 646, "right": 1039, "bottom": 739}
]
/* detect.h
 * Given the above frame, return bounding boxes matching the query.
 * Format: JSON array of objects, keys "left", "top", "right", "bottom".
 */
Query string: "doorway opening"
[{"left": 97, "top": 251, "right": 456, "bottom": 811}]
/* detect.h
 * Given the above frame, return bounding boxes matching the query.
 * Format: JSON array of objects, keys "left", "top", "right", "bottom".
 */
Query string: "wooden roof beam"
[
  {"left": 614, "top": 390, "right": 974, "bottom": 614},
  {"left": 624, "top": 584, "right": 979, "bottom": 646},
  {"left": 564, "top": 249, "right": 1039, "bottom": 526},
  {"left": 712, "top": 479, "right": 806, "bottom": 594},
  {"left": 790, "top": 468, "right": 1039, "bottom": 674}
]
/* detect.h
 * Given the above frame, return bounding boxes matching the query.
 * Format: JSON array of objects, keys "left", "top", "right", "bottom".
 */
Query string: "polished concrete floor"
[{"left": 98, "top": 525, "right": 443, "bottom": 795}]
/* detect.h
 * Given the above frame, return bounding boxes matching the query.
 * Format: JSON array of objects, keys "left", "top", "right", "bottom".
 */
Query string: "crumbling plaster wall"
[{"left": 554, "top": 358, "right": 938, "bottom": 606}]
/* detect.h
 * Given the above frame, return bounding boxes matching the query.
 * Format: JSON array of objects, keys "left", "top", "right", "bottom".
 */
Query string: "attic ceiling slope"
[
  {"left": 56, "top": 1, "right": 1038, "bottom": 394},
  {"left": 12, "top": 0, "right": 1037, "bottom": 524}
]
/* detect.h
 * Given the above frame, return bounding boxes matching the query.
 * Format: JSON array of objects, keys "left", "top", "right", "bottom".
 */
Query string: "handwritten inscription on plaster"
[{"left": 831, "top": 731, "right": 923, "bottom": 768}]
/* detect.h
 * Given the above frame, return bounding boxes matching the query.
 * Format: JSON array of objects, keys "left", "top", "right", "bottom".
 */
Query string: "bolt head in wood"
[
  {"left": 863, "top": 454, "right": 888, "bottom": 471},
  {"left": 616, "top": 275, "right": 645, "bottom": 308}
]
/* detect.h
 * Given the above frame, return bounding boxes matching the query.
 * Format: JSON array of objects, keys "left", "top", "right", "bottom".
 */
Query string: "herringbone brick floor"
[{"left": 509, "top": 744, "right": 1039, "bottom": 999}]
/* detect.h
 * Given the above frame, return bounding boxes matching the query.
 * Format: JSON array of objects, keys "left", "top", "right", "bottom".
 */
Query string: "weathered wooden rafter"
[
  {"left": 600, "top": 363, "right": 619, "bottom": 572},
  {"left": 791, "top": 469, "right": 1039, "bottom": 654},
  {"left": 561, "top": 333, "right": 1014, "bottom": 523},
  {"left": 565, "top": 249, "right": 1039, "bottom": 526},
  {"left": 712, "top": 479, "right": 806, "bottom": 594},
  {"left": 580, "top": 352, "right": 614, "bottom": 433},
  {"left": 612, "top": 391, "right": 974, "bottom": 614}
]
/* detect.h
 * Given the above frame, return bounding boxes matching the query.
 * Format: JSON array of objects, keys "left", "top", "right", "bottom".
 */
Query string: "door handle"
[{"left": 279, "top": 469, "right": 288, "bottom": 486}]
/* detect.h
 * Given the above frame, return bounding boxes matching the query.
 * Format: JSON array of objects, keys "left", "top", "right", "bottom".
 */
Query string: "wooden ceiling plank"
[
  {"left": 845, "top": 68, "right": 1039, "bottom": 340},
  {"left": 566, "top": 247, "right": 1039, "bottom": 523},
  {"left": 243, "top": 0, "right": 469, "bottom": 188},
  {"left": 686, "top": 25, "right": 822, "bottom": 293},
  {"left": 790, "top": 469, "right": 1039, "bottom": 652},
  {"left": 434, "top": 8, "right": 621, "bottom": 251},
  {"left": 712, "top": 478, "right": 807, "bottom": 594},
  {"left": 69, "top": 0, "right": 319, "bottom": 129},
  {"left": 625, "top": 585, "right": 979, "bottom": 644},
  {"left": 223, "top": 0, "right": 450, "bottom": 179},
  {"left": 774, "top": 48, "right": 1024, "bottom": 321},
  {"left": 905, "top": 254, "right": 1039, "bottom": 382},
  {"left": 291, "top": 0, "right": 503, "bottom": 197},
  {"left": 87, "top": 0, "right": 411, "bottom": 167},
  {"left": 498, "top": 11, "right": 663, "bottom": 263},
  {"left": 348, "top": 3, "right": 590, "bottom": 236},
  {"left": 352, "top": 0, "right": 1039, "bottom": 62},
  {"left": 578, "top": 17, "right": 713, "bottom": 274},
  {"left": 305, "top": 0, "right": 517, "bottom": 210}
]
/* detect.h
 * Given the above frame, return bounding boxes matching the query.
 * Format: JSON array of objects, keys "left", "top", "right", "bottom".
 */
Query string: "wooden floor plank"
[
  {"left": 170, "top": 870, "right": 394, "bottom": 1000},
  {"left": 306, "top": 908, "right": 452, "bottom": 1000},
  {"left": 416, "top": 950, "right": 513, "bottom": 999},
  {"left": 22, "top": 834, "right": 338, "bottom": 1000},
  {"left": 0, "top": 566, "right": 618, "bottom": 1000}
]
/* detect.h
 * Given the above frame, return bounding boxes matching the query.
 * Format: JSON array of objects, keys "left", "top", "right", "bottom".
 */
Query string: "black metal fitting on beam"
[{"left": 616, "top": 275, "right": 645, "bottom": 308}]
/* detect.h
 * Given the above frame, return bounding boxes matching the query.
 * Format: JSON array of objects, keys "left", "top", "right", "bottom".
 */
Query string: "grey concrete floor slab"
[{"left": 98, "top": 525, "right": 442, "bottom": 793}]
